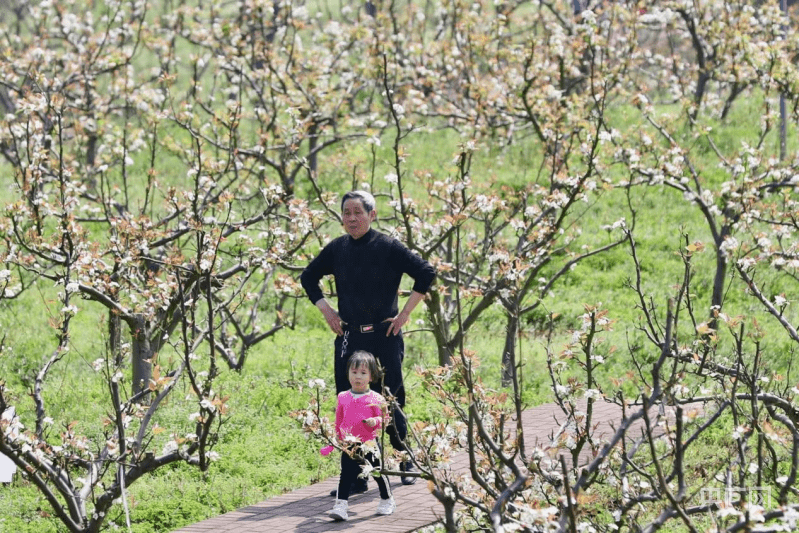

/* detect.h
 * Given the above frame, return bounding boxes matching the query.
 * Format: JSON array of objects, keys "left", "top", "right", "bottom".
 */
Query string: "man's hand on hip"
[
  {"left": 384, "top": 311, "right": 409, "bottom": 336},
  {"left": 316, "top": 299, "right": 345, "bottom": 336}
]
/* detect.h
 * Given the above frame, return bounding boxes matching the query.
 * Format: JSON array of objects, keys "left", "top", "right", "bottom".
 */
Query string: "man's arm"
[
  {"left": 384, "top": 239, "right": 436, "bottom": 336},
  {"left": 385, "top": 290, "right": 426, "bottom": 336},
  {"left": 316, "top": 298, "right": 345, "bottom": 336},
  {"left": 301, "top": 241, "right": 344, "bottom": 335}
]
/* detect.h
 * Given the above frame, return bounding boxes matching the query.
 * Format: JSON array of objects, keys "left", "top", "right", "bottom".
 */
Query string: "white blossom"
[
  {"left": 584, "top": 388, "right": 602, "bottom": 400},
  {"left": 308, "top": 378, "right": 326, "bottom": 390},
  {"left": 719, "top": 236, "right": 739, "bottom": 257},
  {"left": 738, "top": 256, "right": 756, "bottom": 269}
]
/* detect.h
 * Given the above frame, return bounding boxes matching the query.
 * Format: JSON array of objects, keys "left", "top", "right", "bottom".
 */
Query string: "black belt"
[{"left": 344, "top": 321, "right": 387, "bottom": 333}]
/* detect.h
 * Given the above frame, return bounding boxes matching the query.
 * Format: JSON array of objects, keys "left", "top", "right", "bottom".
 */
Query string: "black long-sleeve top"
[{"left": 300, "top": 229, "right": 436, "bottom": 326}]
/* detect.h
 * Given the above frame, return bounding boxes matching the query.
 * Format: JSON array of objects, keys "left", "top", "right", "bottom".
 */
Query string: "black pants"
[
  {"left": 334, "top": 324, "right": 407, "bottom": 452},
  {"left": 336, "top": 444, "right": 391, "bottom": 501}
]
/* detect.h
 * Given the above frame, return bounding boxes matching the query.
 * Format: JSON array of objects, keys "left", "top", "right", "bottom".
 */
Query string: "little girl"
[{"left": 328, "top": 350, "right": 395, "bottom": 521}]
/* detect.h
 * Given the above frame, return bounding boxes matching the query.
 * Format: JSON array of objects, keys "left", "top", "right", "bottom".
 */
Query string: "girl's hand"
[{"left": 363, "top": 417, "right": 378, "bottom": 428}]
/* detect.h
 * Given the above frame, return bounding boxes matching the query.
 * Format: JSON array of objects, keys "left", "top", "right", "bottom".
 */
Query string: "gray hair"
[{"left": 341, "top": 190, "right": 376, "bottom": 213}]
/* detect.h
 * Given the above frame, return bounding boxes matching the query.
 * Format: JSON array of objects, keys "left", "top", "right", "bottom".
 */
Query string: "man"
[{"left": 301, "top": 190, "right": 436, "bottom": 489}]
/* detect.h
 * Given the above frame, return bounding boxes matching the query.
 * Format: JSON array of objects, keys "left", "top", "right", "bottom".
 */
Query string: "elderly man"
[{"left": 301, "top": 190, "right": 436, "bottom": 489}]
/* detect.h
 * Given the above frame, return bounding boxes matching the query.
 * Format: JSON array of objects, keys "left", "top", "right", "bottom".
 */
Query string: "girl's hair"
[{"left": 347, "top": 350, "right": 381, "bottom": 383}]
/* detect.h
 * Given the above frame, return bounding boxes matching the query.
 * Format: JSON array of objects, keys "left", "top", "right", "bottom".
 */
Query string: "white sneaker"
[
  {"left": 376, "top": 497, "right": 395, "bottom": 515},
  {"left": 330, "top": 499, "right": 349, "bottom": 521}
]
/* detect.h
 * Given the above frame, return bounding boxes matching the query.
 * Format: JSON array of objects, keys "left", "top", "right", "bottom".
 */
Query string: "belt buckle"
[{"left": 360, "top": 324, "right": 374, "bottom": 333}]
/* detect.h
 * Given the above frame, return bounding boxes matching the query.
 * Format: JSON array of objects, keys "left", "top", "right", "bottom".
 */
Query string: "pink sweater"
[{"left": 335, "top": 390, "right": 387, "bottom": 444}]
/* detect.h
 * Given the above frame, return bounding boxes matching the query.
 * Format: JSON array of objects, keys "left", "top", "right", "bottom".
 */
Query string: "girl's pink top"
[{"left": 335, "top": 390, "right": 387, "bottom": 444}]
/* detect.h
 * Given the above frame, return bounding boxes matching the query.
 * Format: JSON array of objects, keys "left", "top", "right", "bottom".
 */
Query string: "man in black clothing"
[{"left": 301, "top": 190, "right": 436, "bottom": 487}]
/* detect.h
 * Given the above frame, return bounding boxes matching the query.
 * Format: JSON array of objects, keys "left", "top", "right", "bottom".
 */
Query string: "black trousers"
[
  {"left": 336, "top": 444, "right": 391, "bottom": 501},
  {"left": 334, "top": 324, "right": 408, "bottom": 452}
]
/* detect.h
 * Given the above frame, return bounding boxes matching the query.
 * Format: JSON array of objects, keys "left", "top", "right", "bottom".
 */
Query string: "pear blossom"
[{"left": 308, "top": 379, "right": 326, "bottom": 390}]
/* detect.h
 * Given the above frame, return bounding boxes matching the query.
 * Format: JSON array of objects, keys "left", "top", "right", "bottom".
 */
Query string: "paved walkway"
[{"left": 173, "top": 400, "right": 636, "bottom": 533}]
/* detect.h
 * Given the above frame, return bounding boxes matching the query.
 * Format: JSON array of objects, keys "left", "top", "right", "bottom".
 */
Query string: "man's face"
[{"left": 342, "top": 198, "right": 376, "bottom": 240}]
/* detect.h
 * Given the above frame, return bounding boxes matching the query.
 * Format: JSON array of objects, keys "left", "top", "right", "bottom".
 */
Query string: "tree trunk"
[
  {"left": 108, "top": 309, "right": 121, "bottom": 366},
  {"left": 427, "top": 290, "right": 453, "bottom": 366},
  {"left": 691, "top": 70, "right": 710, "bottom": 122},
  {"left": 130, "top": 314, "right": 152, "bottom": 397},
  {"left": 501, "top": 311, "right": 519, "bottom": 387},
  {"left": 710, "top": 223, "right": 730, "bottom": 328}
]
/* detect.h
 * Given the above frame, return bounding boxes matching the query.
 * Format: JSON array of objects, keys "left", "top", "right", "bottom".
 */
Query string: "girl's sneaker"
[
  {"left": 376, "top": 497, "right": 395, "bottom": 515},
  {"left": 330, "top": 499, "right": 349, "bottom": 521}
]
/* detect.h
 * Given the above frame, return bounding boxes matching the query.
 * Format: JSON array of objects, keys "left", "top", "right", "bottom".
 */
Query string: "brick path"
[{"left": 173, "top": 400, "right": 634, "bottom": 533}]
